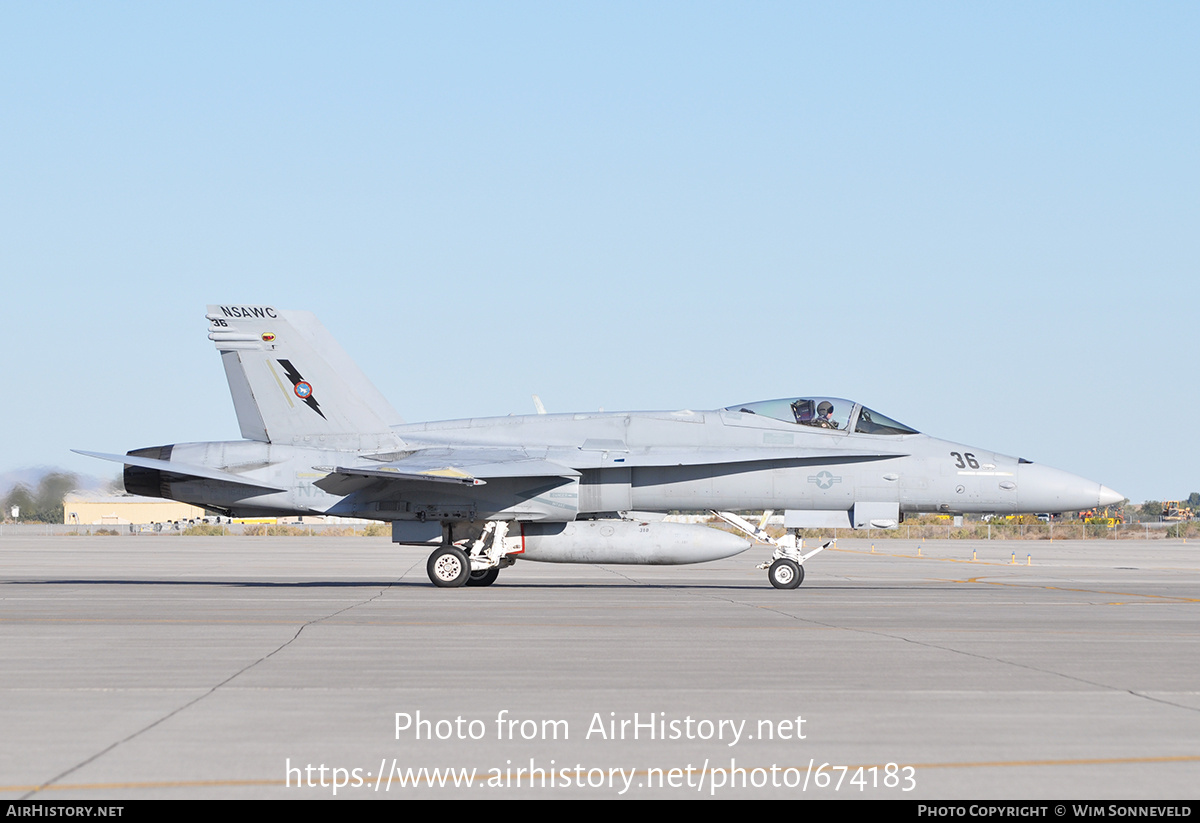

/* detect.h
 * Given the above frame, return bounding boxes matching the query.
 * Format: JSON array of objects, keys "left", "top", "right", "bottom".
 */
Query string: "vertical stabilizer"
[{"left": 206, "top": 304, "right": 404, "bottom": 448}]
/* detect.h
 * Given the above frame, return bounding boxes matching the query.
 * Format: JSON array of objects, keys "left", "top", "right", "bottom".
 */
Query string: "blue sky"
[{"left": 2, "top": 2, "right": 1196, "bottom": 503}]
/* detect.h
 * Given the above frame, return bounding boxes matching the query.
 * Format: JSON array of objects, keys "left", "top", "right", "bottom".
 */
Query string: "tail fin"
[{"left": 206, "top": 304, "right": 404, "bottom": 447}]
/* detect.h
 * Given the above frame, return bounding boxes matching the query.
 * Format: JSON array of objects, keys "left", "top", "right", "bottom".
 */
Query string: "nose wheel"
[
  {"left": 768, "top": 558, "right": 803, "bottom": 589},
  {"left": 754, "top": 537, "right": 832, "bottom": 590}
]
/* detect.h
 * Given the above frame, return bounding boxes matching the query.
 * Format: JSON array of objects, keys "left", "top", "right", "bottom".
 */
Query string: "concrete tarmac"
[{"left": 1, "top": 534, "right": 1197, "bottom": 799}]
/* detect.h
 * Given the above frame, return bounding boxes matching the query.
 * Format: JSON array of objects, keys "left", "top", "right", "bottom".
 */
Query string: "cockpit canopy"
[{"left": 722, "top": 397, "right": 919, "bottom": 436}]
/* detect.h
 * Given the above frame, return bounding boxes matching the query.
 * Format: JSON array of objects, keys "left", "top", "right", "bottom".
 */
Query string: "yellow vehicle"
[
  {"left": 1079, "top": 507, "right": 1124, "bottom": 527},
  {"left": 1162, "top": 501, "right": 1195, "bottom": 522}
]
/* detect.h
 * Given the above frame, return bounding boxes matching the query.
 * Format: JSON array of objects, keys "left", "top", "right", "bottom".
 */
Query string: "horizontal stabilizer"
[{"left": 72, "top": 450, "right": 286, "bottom": 492}]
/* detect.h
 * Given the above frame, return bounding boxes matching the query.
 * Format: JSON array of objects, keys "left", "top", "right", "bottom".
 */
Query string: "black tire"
[
  {"left": 465, "top": 566, "right": 500, "bottom": 587},
  {"left": 427, "top": 546, "right": 470, "bottom": 588},
  {"left": 768, "top": 559, "right": 803, "bottom": 589}
]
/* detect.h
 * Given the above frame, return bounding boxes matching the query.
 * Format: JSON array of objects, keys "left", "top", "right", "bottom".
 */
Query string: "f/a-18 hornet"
[{"left": 79, "top": 305, "right": 1122, "bottom": 589}]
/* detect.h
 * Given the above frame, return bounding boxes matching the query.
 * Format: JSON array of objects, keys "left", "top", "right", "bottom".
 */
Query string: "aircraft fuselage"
[
  {"left": 126, "top": 405, "right": 1119, "bottom": 526},
  {"left": 86, "top": 306, "right": 1122, "bottom": 588}
]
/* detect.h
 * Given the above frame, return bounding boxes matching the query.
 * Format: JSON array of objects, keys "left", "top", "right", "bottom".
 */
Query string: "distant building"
[{"left": 63, "top": 492, "right": 206, "bottom": 525}]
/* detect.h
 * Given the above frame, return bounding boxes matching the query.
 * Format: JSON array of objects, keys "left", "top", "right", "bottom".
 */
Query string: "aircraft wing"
[
  {"left": 314, "top": 448, "right": 581, "bottom": 495},
  {"left": 73, "top": 450, "right": 287, "bottom": 492}
]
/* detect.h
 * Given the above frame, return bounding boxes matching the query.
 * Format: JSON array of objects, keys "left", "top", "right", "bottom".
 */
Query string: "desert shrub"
[{"left": 183, "top": 523, "right": 226, "bottom": 536}]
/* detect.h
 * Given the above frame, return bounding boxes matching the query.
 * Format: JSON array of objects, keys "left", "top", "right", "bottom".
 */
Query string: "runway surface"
[{"left": 1, "top": 534, "right": 1197, "bottom": 799}]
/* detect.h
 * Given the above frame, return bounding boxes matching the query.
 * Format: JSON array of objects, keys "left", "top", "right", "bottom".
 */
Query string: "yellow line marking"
[
  {"left": 835, "top": 546, "right": 1200, "bottom": 604},
  {"left": 835, "top": 546, "right": 1014, "bottom": 566},
  {"left": 908, "top": 754, "right": 1200, "bottom": 770},
  {"left": 951, "top": 577, "right": 1200, "bottom": 604},
  {"left": 7, "top": 779, "right": 278, "bottom": 792}
]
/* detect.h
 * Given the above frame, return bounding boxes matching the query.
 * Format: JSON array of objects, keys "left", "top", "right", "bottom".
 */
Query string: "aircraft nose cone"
[
  {"left": 1018, "top": 464, "right": 1123, "bottom": 513},
  {"left": 1098, "top": 485, "right": 1124, "bottom": 507}
]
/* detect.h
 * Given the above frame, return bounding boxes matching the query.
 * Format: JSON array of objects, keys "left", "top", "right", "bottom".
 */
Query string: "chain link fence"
[
  {"left": 0, "top": 521, "right": 390, "bottom": 537},
  {"left": 3, "top": 519, "right": 1196, "bottom": 540},
  {"left": 795, "top": 520, "right": 1198, "bottom": 540}
]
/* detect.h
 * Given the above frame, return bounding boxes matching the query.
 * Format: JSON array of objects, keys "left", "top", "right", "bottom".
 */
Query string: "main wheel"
[
  {"left": 466, "top": 566, "right": 500, "bottom": 587},
  {"left": 768, "top": 558, "right": 803, "bottom": 589},
  {"left": 427, "top": 546, "right": 470, "bottom": 588}
]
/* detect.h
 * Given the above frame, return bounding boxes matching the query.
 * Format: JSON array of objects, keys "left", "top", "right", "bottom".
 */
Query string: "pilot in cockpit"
[
  {"left": 790, "top": 399, "right": 840, "bottom": 429},
  {"left": 812, "top": 400, "right": 838, "bottom": 429}
]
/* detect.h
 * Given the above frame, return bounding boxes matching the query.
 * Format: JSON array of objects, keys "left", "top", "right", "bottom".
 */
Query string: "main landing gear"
[
  {"left": 425, "top": 521, "right": 515, "bottom": 588},
  {"left": 467, "top": 566, "right": 500, "bottom": 587},
  {"left": 427, "top": 545, "right": 470, "bottom": 587}
]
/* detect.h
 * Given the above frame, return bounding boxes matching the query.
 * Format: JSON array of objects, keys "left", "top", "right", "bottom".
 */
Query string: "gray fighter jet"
[{"left": 79, "top": 305, "right": 1123, "bottom": 589}]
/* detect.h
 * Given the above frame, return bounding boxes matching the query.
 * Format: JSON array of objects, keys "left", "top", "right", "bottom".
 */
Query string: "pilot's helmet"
[{"left": 817, "top": 401, "right": 833, "bottom": 417}]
